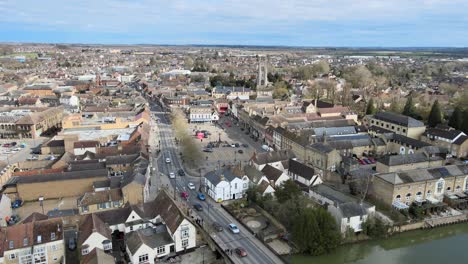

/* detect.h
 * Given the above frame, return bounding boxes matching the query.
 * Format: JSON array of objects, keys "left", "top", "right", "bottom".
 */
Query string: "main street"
[{"left": 148, "top": 100, "right": 284, "bottom": 264}]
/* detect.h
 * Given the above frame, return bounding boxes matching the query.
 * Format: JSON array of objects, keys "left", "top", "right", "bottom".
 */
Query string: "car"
[
  {"left": 238, "top": 149, "right": 244, "bottom": 154},
  {"left": 68, "top": 238, "right": 77, "bottom": 251},
  {"left": 10, "top": 142, "right": 17, "bottom": 146},
  {"left": 235, "top": 247, "right": 247, "bottom": 257},
  {"left": 197, "top": 193, "right": 206, "bottom": 201},
  {"left": 11, "top": 199, "right": 23, "bottom": 209},
  {"left": 203, "top": 148, "right": 213, "bottom": 153},
  {"left": 45, "top": 156, "right": 56, "bottom": 161},
  {"left": 178, "top": 169, "right": 185, "bottom": 176},
  {"left": 7, "top": 215, "right": 20, "bottom": 225},
  {"left": 358, "top": 159, "right": 366, "bottom": 165},
  {"left": 363, "top": 158, "right": 371, "bottom": 164},
  {"left": 228, "top": 223, "right": 240, "bottom": 234},
  {"left": 31, "top": 149, "right": 41, "bottom": 155},
  {"left": 181, "top": 191, "right": 189, "bottom": 200},
  {"left": 193, "top": 203, "right": 203, "bottom": 211},
  {"left": 242, "top": 143, "right": 248, "bottom": 148},
  {"left": 212, "top": 222, "right": 223, "bottom": 232},
  {"left": 2, "top": 143, "right": 11, "bottom": 148},
  {"left": 188, "top": 182, "right": 196, "bottom": 190},
  {"left": 169, "top": 172, "right": 175, "bottom": 179},
  {"left": 368, "top": 157, "right": 376, "bottom": 163},
  {"left": 165, "top": 158, "right": 171, "bottom": 163},
  {"left": 240, "top": 128, "right": 244, "bottom": 131},
  {"left": 234, "top": 143, "right": 240, "bottom": 147},
  {"left": 13, "top": 147, "right": 21, "bottom": 151},
  {"left": 230, "top": 144, "right": 236, "bottom": 148}
]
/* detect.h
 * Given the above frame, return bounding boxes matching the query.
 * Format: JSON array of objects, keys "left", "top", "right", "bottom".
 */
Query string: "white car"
[
  {"left": 165, "top": 158, "right": 171, "bottom": 163},
  {"left": 228, "top": 224, "right": 240, "bottom": 234},
  {"left": 169, "top": 172, "right": 175, "bottom": 179},
  {"left": 187, "top": 182, "right": 196, "bottom": 190}
]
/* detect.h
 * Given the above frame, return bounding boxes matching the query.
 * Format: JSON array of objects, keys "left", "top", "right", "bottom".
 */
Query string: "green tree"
[
  {"left": 448, "top": 106, "right": 463, "bottom": 130},
  {"left": 366, "top": 98, "right": 377, "bottom": 115},
  {"left": 402, "top": 96, "right": 416, "bottom": 117},
  {"left": 275, "top": 179, "right": 301, "bottom": 203},
  {"left": 428, "top": 100, "right": 443, "bottom": 127}
]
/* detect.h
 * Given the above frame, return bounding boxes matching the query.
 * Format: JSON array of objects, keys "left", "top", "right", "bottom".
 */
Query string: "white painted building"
[
  {"left": 309, "top": 184, "right": 375, "bottom": 233},
  {"left": 204, "top": 168, "right": 249, "bottom": 202}
]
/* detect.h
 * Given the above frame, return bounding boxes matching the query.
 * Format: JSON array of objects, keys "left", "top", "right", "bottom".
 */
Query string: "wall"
[
  {"left": 122, "top": 183, "right": 144, "bottom": 205},
  {"left": 173, "top": 219, "right": 196, "bottom": 252},
  {"left": 17, "top": 176, "right": 107, "bottom": 201}
]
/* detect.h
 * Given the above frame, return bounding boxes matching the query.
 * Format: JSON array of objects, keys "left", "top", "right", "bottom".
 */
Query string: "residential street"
[{"left": 148, "top": 100, "right": 284, "bottom": 264}]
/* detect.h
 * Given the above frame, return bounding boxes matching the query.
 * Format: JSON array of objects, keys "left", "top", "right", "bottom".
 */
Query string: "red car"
[
  {"left": 358, "top": 159, "right": 366, "bottom": 165},
  {"left": 235, "top": 247, "right": 247, "bottom": 257},
  {"left": 3, "top": 143, "right": 11, "bottom": 148},
  {"left": 181, "top": 191, "right": 189, "bottom": 200}
]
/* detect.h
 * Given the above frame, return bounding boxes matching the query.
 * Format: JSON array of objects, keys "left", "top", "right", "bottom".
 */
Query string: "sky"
[{"left": 0, "top": 0, "right": 467, "bottom": 47}]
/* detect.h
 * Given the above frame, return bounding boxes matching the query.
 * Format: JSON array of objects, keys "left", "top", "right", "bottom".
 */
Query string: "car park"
[
  {"left": 228, "top": 223, "right": 240, "bottom": 234},
  {"left": 193, "top": 203, "right": 203, "bottom": 211},
  {"left": 235, "top": 247, "right": 247, "bottom": 257},
  {"left": 197, "top": 193, "right": 206, "bottom": 201},
  {"left": 188, "top": 182, "right": 196, "bottom": 190}
]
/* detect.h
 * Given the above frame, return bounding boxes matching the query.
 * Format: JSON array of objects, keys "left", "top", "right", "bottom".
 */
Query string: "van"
[{"left": 261, "top": 145, "right": 270, "bottom": 152}]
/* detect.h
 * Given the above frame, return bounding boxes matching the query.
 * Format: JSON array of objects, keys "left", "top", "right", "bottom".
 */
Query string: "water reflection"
[{"left": 293, "top": 223, "right": 468, "bottom": 264}]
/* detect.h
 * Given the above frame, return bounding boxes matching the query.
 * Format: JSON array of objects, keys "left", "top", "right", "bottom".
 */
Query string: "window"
[
  {"left": 447, "top": 187, "right": 451, "bottom": 192},
  {"left": 82, "top": 205, "right": 89, "bottom": 212},
  {"left": 182, "top": 239, "right": 189, "bottom": 248},
  {"left": 23, "top": 238, "right": 28, "bottom": 246},
  {"left": 138, "top": 254, "right": 149, "bottom": 263},
  {"left": 426, "top": 190, "right": 432, "bottom": 198},
  {"left": 395, "top": 195, "right": 401, "bottom": 201},
  {"left": 9, "top": 240, "right": 14, "bottom": 249},
  {"left": 181, "top": 227, "right": 189, "bottom": 238},
  {"left": 235, "top": 183, "right": 238, "bottom": 189},
  {"left": 456, "top": 186, "right": 461, "bottom": 192},
  {"left": 82, "top": 248, "right": 89, "bottom": 255},
  {"left": 436, "top": 180, "right": 444, "bottom": 194},
  {"left": 129, "top": 226, "right": 133, "bottom": 231},
  {"left": 51, "top": 232, "right": 56, "bottom": 240},
  {"left": 9, "top": 253, "right": 16, "bottom": 260},
  {"left": 243, "top": 183, "right": 248, "bottom": 188},
  {"left": 113, "top": 201, "right": 120, "bottom": 207},
  {"left": 406, "top": 193, "right": 411, "bottom": 201},
  {"left": 51, "top": 245, "right": 58, "bottom": 251},
  {"left": 157, "top": 246, "right": 165, "bottom": 255},
  {"left": 103, "top": 242, "right": 112, "bottom": 251}
]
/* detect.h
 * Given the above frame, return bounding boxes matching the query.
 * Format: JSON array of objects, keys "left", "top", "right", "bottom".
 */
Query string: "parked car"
[
  {"left": 68, "top": 238, "right": 77, "bottom": 251},
  {"left": 45, "top": 156, "right": 56, "bottom": 160},
  {"left": 193, "top": 203, "right": 203, "bottom": 211},
  {"left": 238, "top": 149, "right": 244, "bottom": 154},
  {"left": 242, "top": 143, "right": 248, "bottom": 148},
  {"left": 11, "top": 142, "right": 17, "bottom": 146},
  {"left": 203, "top": 148, "right": 213, "bottom": 153},
  {"left": 178, "top": 169, "right": 185, "bottom": 176},
  {"left": 11, "top": 199, "right": 23, "bottom": 209},
  {"left": 197, "top": 193, "right": 206, "bottom": 201},
  {"left": 188, "top": 182, "right": 196, "bottom": 190},
  {"left": 228, "top": 224, "right": 240, "bottom": 234},
  {"left": 234, "top": 143, "right": 240, "bottom": 147},
  {"left": 169, "top": 172, "right": 175, "bottom": 179},
  {"left": 213, "top": 222, "right": 223, "bottom": 232},
  {"left": 2, "top": 143, "right": 11, "bottom": 148},
  {"left": 235, "top": 247, "right": 247, "bottom": 257},
  {"left": 7, "top": 215, "right": 19, "bottom": 225},
  {"left": 181, "top": 191, "right": 189, "bottom": 200},
  {"left": 261, "top": 145, "right": 270, "bottom": 152},
  {"left": 165, "top": 158, "right": 171, "bottom": 163},
  {"left": 230, "top": 144, "right": 236, "bottom": 148}
]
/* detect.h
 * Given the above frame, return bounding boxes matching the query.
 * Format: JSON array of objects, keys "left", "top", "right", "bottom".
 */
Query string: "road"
[{"left": 148, "top": 100, "right": 283, "bottom": 264}]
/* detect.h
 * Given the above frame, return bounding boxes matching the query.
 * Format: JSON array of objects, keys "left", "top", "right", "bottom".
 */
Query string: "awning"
[{"left": 392, "top": 200, "right": 409, "bottom": 210}]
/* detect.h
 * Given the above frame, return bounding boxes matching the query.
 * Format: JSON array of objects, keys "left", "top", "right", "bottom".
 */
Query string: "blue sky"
[{"left": 0, "top": 0, "right": 467, "bottom": 47}]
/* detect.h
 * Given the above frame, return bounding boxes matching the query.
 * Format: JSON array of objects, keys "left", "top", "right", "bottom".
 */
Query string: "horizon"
[{"left": 1, "top": 0, "right": 467, "bottom": 47}]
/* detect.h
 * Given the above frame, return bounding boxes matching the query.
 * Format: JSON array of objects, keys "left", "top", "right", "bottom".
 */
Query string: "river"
[{"left": 292, "top": 223, "right": 468, "bottom": 264}]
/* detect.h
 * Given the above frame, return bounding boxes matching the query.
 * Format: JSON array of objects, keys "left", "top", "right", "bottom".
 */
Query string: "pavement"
[
  {"left": 0, "top": 137, "right": 47, "bottom": 164},
  {"left": 147, "top": 99, "right": 284, "bottom": 264}
]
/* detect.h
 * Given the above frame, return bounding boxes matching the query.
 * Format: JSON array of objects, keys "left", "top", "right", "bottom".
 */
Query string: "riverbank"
[{"left": 293, "top": 222, "right": 468, "bottom": 264}]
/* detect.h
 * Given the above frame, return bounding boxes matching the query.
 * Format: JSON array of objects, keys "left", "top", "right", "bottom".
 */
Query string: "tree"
[
  {"left": 272, "top": 81, "right": 290, "bottom": 99},
  {"left": 292, "top": 208, "right": 340, "bottom": 255},
  {"left": 366, "top": 98, "right": 377, "bottom": 115},
  {"left": 184, "top": 57, "right": 194, "bottom": 69},
  {"left": 462, "top": 109, "right": 468, "bottom": 134},
  {"left": 448, "top": 106, "right": 463, "bottom": 130},
  {"left": 428, "top": 100, "right": 443, "bottom": 127},
  {"left": 275, "top": 180, "right": 301, "bottom": 203},
  {"left": 402, "top": 96, "right": 416, "bottom": 117}
]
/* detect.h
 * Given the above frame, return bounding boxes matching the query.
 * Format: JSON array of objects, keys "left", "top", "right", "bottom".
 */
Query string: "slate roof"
[
  {"left": 387, "top": 133, "right": 431, "bottom": 148},
  {"left": 22, "top": 212, "right": 49, "bottom": 223},
  {"left": 261, "top": 165, "right": 283, "bottom": 183},
  {"left": 339, "top": 202, "right": 369, "bottom": 218},
  {"left": 310, "top": 142, "right": 334, "bottom": 153},
  {"left": 14, "top": 169, "right": 108, "bottom": 184},
  {"left": 424, "top": 128, "right": 465, "bottom": 141},
  {"left": 205, "top": 167, "right": 242, "bottom": 186},
  {"left": 141, "top": 191, "right": 185, "bottom": 233},
  {"left": 243, "top": 165, "right": 264, "bottom": 184},
  {"left": 251, "top": 149, "right": 296, "bottom": 165},
  {"left": 288, "top": 159, "right": 315, "bottom": 180},
  {"left": 377, "top": 153, "right": 443, "bottom": 166},
  {"left": 126, "top": 226, "right": 174, "bottom": 255},
  {"left": 374, "top": 112, "right": 424, "bottom": 127},
  {"left": 453, "top": 135, "right": 468, "bottom": 146},
  {"left": 375, "top": 164, "right": 468, "bottom": 185},
  {"left": 78, "top": 189, "right": 123, "bottom": 206},
  {"left": 78, "top": 214, "right": 112, "bottom": 246}
]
